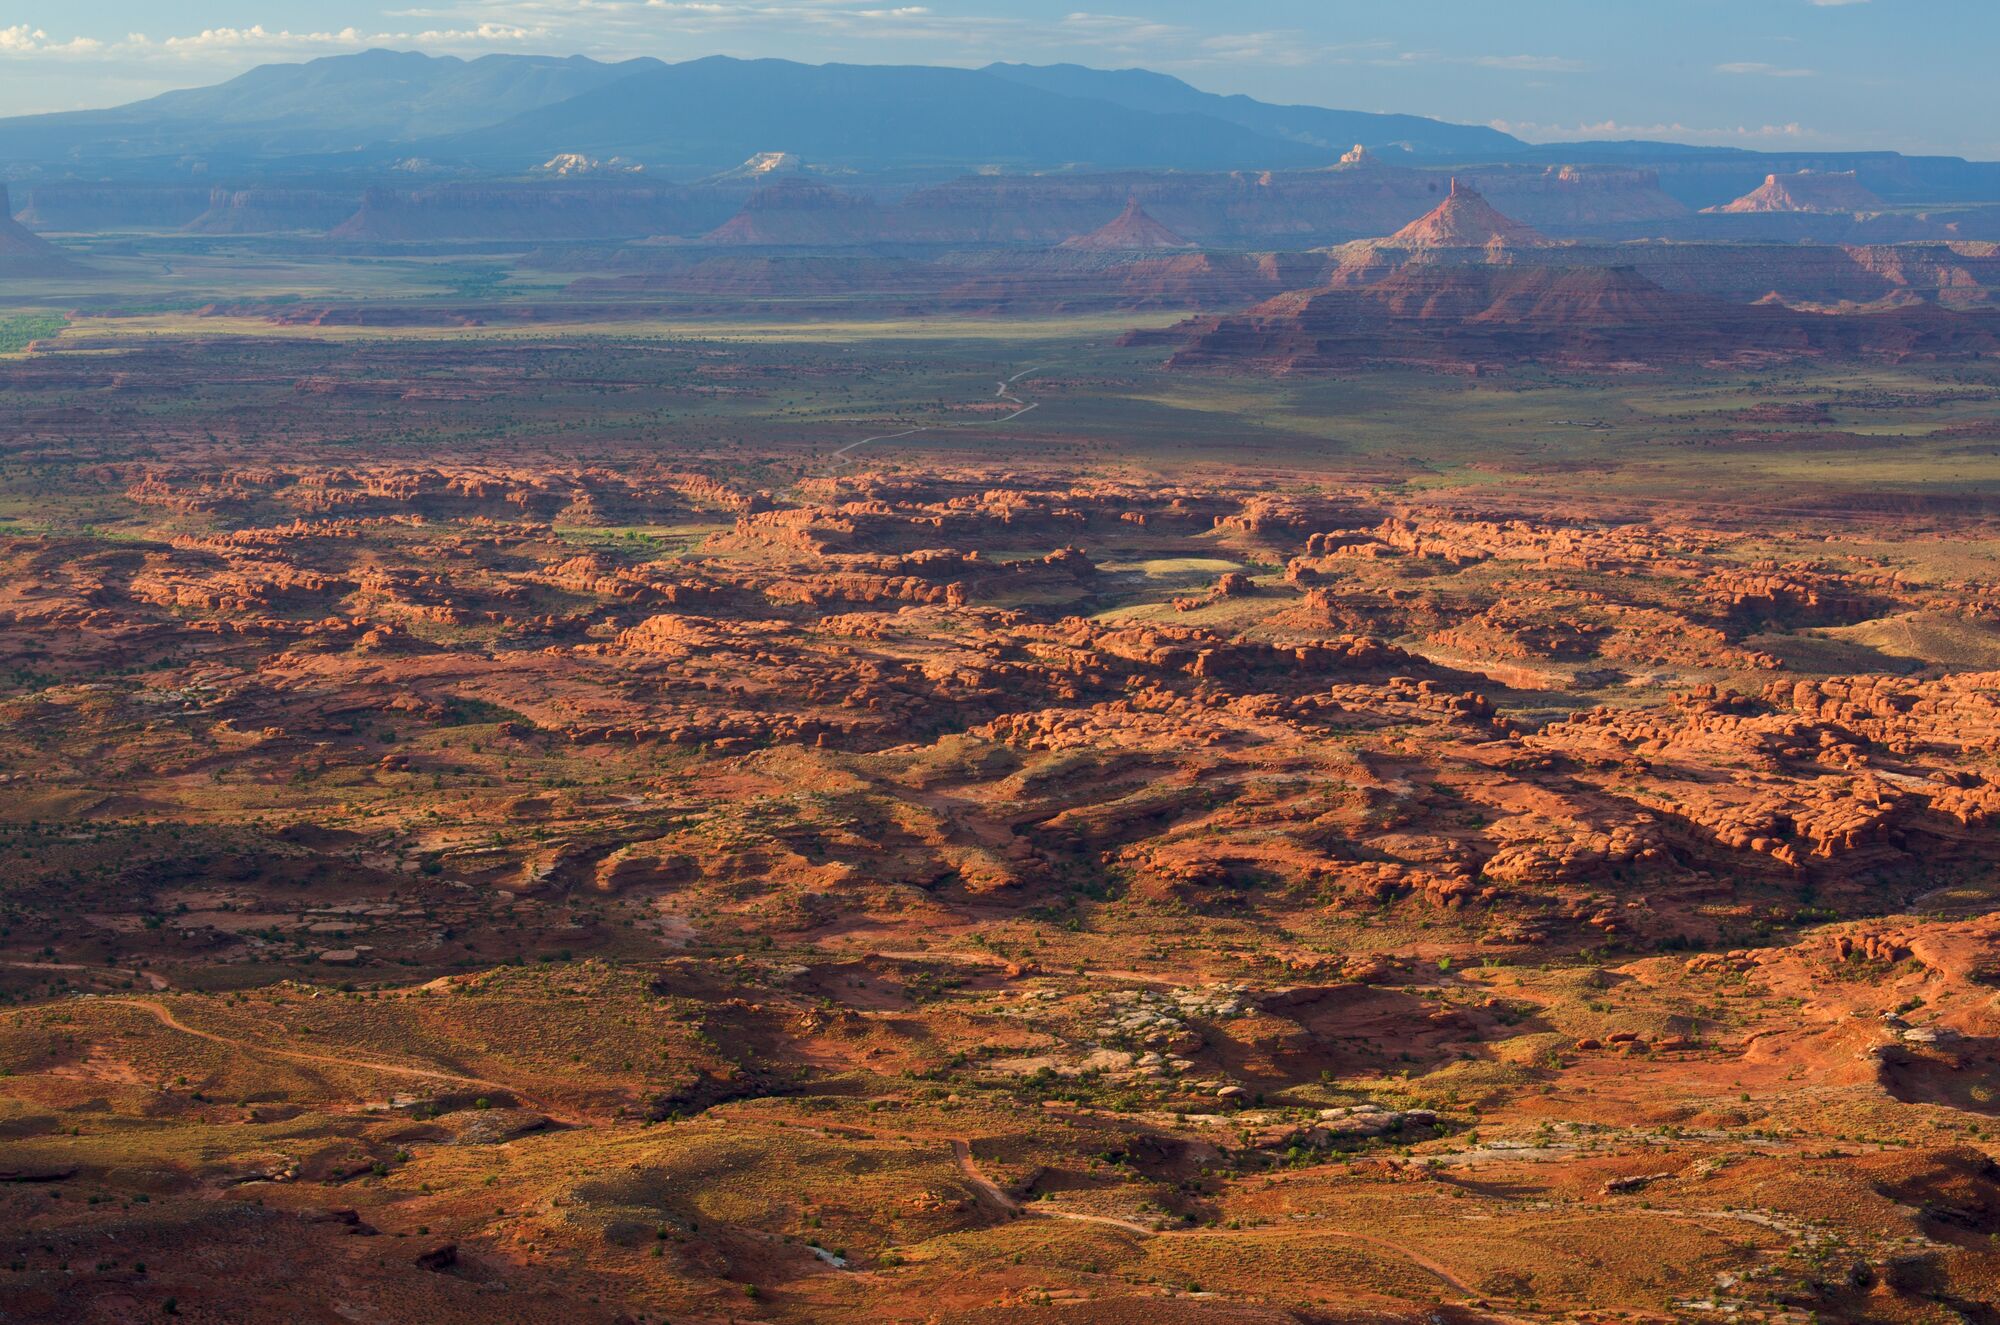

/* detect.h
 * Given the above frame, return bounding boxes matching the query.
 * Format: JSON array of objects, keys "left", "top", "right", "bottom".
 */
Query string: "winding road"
[
  {"left": 948, "top": 1137, "right": 1484, "bottom": 1299},
  {"left": 951, "top": 1138, "right": 1159, "bottom": 1235},
  {"left": 830, "top": 364, "right": 1046, "bottom": 466},
  {"left": 0, "top": 959, "right": 169, "bottom": 990}
]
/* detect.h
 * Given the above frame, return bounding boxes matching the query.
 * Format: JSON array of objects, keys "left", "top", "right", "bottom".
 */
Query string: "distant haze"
[{"left": 1, "top": 0, "right": 1996, "bottom": 158}]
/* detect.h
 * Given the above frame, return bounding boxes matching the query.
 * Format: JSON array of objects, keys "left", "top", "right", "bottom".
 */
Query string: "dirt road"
[
  {"left": 948, "top": 1136, "right": 1485, "bottom": 1298},
  {"left": 831, "top": 364, "right": 1044, "bottom": 465},
  {"left": 11, "top": 996, "right": 557, "bottom": 1112}
]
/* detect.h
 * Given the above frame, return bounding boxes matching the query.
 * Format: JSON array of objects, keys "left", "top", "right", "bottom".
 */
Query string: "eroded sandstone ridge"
[
  {"left": 8, "top": 316, "right": 2000, "bottom": 1325},
  {"left": 1134, "top": 263, "right": 2000, "bottom": 372},
  {"left": 12, "top": 446, "right": 2000, "bottom": 951}
]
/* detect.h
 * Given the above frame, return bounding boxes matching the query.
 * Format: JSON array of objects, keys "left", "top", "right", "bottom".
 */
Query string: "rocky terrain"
[
  {"left": 4, "top": 160, "right": 1697, "bottom": 247},
  {"left": 1118, "top": 183, "right": 2000, "bottom": 371},
  {"left": 1383, "top": 178, "right": 1555, "bottom": 250},
  {"left": 1061, "top": 198, "right": 1197, "bottom": 252},
  {"left": 8, "top": 183, "right": 217, "bottom": 232},
  {"left": 1323, "top": 235, "right": 2000, "bottom": 312},
  {"left": 1715, "top": 171, "right": 1891, "bottom": 216},
  {"left": 2, "top": 301, "right": 2000, "bottom": 1322},
  {"left": 1135, "top": 263, "right": 2000, "bottom": 372},
  {"left": 183, "top": 187, "right": 364, "bottom": 236},
  {"left": 700, "top": 180, "right": 893, "bottom": 247},
  {"left": 9, "top": 46, "right": 2000, "bottom": 1320},
  {"left": 0, "top": 184, "right": 86, "bottom": 276}
]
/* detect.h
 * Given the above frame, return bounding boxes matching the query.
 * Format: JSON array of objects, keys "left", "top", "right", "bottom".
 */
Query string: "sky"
[{"left": 2, "top": 0, "right": 1995, "bottom": 158}]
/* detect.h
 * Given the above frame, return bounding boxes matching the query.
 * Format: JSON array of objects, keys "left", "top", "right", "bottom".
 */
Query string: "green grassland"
[
  {"left": 7, "top": 241, "right": 2000, "bottom": 581},
  {"left": 0, "top": 312, "right": 66, "bottom": 355}
]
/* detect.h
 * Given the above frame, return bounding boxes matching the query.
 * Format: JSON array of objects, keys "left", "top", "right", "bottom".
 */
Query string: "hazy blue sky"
[{"left": 3, "top": 0, "right": 1994, "bottom": 157}]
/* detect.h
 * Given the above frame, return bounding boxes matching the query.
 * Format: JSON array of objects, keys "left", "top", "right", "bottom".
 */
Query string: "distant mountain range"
[
  {"left": 2, "top": 49, "right": 1997, "bottom": 207},
  {"left": 981, "top": 63, "right": 1521, "bottom": 160},
  {"left": 0, "top": 50, "right": 1515, "bottom": 177},
  {"left": 0, "top": 51, "right": 642, "bottom": 163}
]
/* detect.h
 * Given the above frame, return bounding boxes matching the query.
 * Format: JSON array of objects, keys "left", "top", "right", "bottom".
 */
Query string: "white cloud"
[
  {"left": 157, "top": 26, "right": 369, "bottom": 52},
  {"left": 152, "top": 23, "right": 539, "bottom": 54},
  {"left": 394, "top": 0, "right": 1346, "bottom": 71},
  {"left": 0, "top": 21, "right": 543, "bottom": 63},
  {"left": 0, "top": 24, "right": 104, "bottom": 55},
  {"left": 1191, "top": 32, "right": 1345, "bottom": 69},
  {"left": 1057, "top": 13, "right": 1192, "bottom": 47}
]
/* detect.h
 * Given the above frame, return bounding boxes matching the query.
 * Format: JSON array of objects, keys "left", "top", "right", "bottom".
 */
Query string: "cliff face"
[
  {"left": 0, "top": 184, "right": 87, "bottom": 275},
  {"left": 11, "top": 184, "right": 212, "bottom": 232},
  {"left": 331, "top": 185, "right": 735, "bottom": 241},
  {"left": 0, "top": 162, "right": 1711, "bottom": 247},
  {"left": 700, "top": 180, "right": 890, "bottom": 246},
  {"left": 1140, "top": 264, "right": 2000, "bottom": 372},
  {"left": 1622, "top": 241, "right": 2000, "bottom": 310},
  {"left": 1714, "top": 170, "right": 1888, "bottom": 215},
  {"left": 1325, "top": 233, "right": 2000, "bottom": 311},
  {"left": 184, "top": 188, "right": 361, "bottom": 235},
  {"left": 892, "top": 162, "right": 1684, "bottom": 246},
  {"left": 1470, "top": 166, "right": 1692, "bottom": 227}
]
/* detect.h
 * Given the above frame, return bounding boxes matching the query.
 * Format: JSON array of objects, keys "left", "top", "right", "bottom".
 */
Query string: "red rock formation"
[
  {"left": 888, "top": 162, "right": 1683, "bottom": 247},
  {"left": 1472, "top": 165, "right": 1689, "bottom": 228},
  {"left": 183, "top": 188, "right": 360, "bottom": 235},
  {"left": 1713, "top": 170, "right": 1887, "bottom": 215},
  {"left": 1386, "top": 178, "right": 1554, "bottom": 249},
  {"left": 1136, "top": 263, "right": 2000, "bottom": 373},
  {"left": 1321, "top": 234, "right": 2000, "bottom": 312},
  {"left": 9, "top": 183, "right": 212, "bottom": 231},
  {"left": 1059, "top": 197, "right": 1196, "bottom": 251}
]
